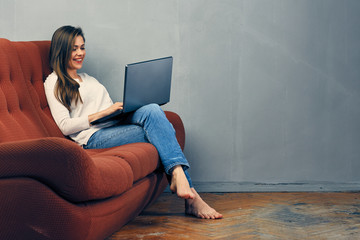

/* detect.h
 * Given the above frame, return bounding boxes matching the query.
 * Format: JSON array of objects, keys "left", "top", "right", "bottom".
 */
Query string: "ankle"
[{"left": 171, "top": 165, "right": 183, "bottom": 177}]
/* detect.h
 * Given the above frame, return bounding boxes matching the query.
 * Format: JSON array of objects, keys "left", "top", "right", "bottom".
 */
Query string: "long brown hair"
[{"left": 49, "top": 26, "right": 85, "bottom": 111}]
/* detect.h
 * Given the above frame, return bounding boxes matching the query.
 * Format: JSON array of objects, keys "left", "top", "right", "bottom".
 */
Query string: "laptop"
[{"left": 90, "top": 56, "right": 173, "bottom": 125}]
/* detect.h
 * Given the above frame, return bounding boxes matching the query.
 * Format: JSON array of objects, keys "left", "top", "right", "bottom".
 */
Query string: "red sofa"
[{"left": 0, "top": 38, "right": 185, "bottom": 240}]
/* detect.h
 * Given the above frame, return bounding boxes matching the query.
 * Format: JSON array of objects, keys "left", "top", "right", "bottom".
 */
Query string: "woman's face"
[{"left": 67, "top": 35, "right": 86, "bottom": 72}]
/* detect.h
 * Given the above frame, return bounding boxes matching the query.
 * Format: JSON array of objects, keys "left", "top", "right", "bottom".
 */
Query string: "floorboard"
[{"left": 107, "top": 192, "right": 360, "bottom": 239}]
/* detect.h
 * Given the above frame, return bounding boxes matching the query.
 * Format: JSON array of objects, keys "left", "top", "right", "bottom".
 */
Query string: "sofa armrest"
[
  {"left": 0, "top": 137, "right": 133, "bottom": 202},
  {"left": 165, "top": 111, "right": 185, "bottom": 150}
]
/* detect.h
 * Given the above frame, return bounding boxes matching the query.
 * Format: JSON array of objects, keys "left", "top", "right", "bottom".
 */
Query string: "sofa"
[{"left": 0, "top": 38, "right": 186, "bottom": 240}]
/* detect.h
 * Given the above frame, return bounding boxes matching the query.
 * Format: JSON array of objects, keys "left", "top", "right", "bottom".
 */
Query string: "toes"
[
  {"left": 212, "top": 210, "right": 222, "bottom": 219},
  {"left": 198, "top": 210, "right": 218, "bottom": 219},
  {"left": 204, "top": 210, "right": 223, "bottom": 219},
  {"left": 206, "top": 211, "right": 217, "bottom": 219},
  {"left": 201, "top": 213, "right": 209, "bottom": 219}
]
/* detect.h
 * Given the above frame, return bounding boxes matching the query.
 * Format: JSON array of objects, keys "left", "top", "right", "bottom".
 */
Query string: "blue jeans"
[{"left": 84, "top": 104, "right": 193, "bottom": 187}]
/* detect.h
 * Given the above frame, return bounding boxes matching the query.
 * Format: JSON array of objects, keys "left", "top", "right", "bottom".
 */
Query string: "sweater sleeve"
[{"left": 44, "top": 73, "right": 91, "bottom": 136}]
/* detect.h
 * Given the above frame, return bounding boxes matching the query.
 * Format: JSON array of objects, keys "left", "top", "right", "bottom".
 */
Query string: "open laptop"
[{"left": 90, "top": 56, "right": 173, "bottom": 125}]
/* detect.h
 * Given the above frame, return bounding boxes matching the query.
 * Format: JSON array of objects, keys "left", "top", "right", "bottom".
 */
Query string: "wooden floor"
[{"left": 108, "top": 192, "right": 360, "bottom": 239}]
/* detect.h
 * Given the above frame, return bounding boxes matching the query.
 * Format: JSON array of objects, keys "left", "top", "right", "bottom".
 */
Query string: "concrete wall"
[{"left": 1, "top": 0, "right": 360, "bottom": 191}]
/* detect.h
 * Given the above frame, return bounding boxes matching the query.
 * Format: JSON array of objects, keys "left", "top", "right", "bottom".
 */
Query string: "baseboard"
[{"left": 164, "top": 181, "right": 360, "bottom": 193}]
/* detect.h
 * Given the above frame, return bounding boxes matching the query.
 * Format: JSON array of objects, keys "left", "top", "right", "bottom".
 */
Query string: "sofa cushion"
[
  {"left": 0, "top": 137, "right": 160, "bottom": 202},
  {"left": 14, "top": 40, "right": 64, "bottom": 138},
  {"left": 88, "top": 142, "right": 160, "bottom": 183},
  {"left": 0, "top": 39, "right": 63, "bottom": 143}
]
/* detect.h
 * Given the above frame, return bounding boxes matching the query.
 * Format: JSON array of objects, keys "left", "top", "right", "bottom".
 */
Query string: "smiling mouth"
[{"left": 73, "top": 58, "right": 83, "bottom": 63}]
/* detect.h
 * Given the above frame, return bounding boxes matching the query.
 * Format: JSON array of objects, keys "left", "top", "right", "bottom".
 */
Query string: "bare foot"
[
  {"left": 169, "top": 166, "right": 195, "bottom": 199},
  {"left": 185, "top": 188, "right": 223, "bottom": 219}
]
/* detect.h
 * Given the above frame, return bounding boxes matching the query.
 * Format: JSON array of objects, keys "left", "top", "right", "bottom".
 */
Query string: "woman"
[{"left": 44, "top": 25, "right": 222, "bottom": 219}]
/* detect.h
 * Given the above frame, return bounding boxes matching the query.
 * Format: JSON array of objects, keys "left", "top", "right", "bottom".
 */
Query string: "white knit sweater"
[{"left": 44, "top": 72, "right": 117, "bottom": 145}]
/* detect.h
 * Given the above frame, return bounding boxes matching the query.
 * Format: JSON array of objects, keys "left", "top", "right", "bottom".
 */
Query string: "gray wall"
[{"left": 1, "top": 0, "right": 360, "bottom": 191}]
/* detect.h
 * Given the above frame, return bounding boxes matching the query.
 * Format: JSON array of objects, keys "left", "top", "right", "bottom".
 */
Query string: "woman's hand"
[
  {"left": 107, "top": 102, "right": 123, "bottom": 114},
  {"left": 88, "top": 102, "right": 123, "bottom": 125}
]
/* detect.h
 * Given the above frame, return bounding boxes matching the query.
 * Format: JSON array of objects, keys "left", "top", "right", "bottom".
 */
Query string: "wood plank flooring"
[{"left": 107, "top": 192, "right": 360, "bottom": 239}]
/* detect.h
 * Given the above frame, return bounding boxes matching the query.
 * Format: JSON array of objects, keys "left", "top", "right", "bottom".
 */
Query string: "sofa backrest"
[{"left": 0, "top": 39, "right": 64, "bottom": 143}]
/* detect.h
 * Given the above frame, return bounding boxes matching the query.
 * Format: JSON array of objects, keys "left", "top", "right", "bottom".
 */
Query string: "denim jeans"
[{"left": 84, "top": 104, "right": 193, "bottom": 187}]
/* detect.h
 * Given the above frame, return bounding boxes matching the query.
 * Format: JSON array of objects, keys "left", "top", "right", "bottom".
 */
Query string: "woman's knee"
[
  {"left": 131, "top": 103, "right": 166, "bottom": 125},
  {"left": 139, "top": 103, "right": 163, "bottom": 115},
  {"left": 144, "top": 103, "right": 161, "bottom": 111}
]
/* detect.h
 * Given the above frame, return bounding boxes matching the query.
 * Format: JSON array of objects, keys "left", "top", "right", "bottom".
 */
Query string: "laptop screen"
[{"left": 123, "top": 56, "right": 173, "bottom": 113}]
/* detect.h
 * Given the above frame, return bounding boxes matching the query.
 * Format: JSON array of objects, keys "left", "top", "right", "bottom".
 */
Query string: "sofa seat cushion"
[
  {"left": 88, "top": 142, "right": 160, "bottom": 183},
  {"left": 0, "top": 138, "right": 161, "bottom": 203}
]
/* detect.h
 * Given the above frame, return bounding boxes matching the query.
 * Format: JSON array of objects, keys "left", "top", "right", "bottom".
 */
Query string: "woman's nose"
[{"left": 76, "top": 48, "right": 85, "bottom": 55}]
